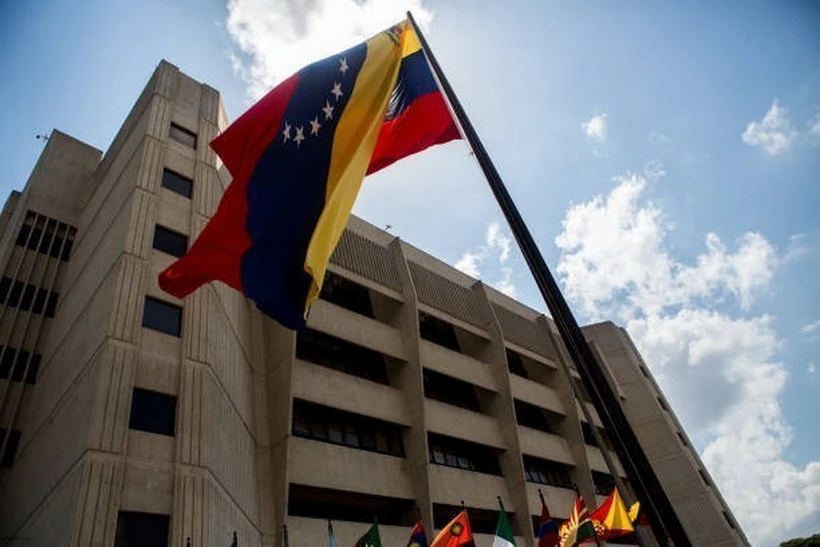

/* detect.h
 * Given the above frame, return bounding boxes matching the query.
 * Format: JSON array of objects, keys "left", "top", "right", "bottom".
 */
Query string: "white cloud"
[
  {"left": 555, "top": 166, "right": 820, "bottom": 545},
  {"left": 808, "top": 114, "right": 820, "bottom": 138},
  {"left": 225, "top": 0, "right": 433, "bottom": 99},
  {"left": 742, "top": 100, "right": 798, "bottom": 155},
  {"left": 809, "top": 362, "right": 817, "bottom": 374},
  {"left": 802, "top": 320, "right": 820, "bottom": 335},
  {"left": 582, "top": 114, "right": 607, "bottom": 142},
  {"left": 453, "top": 222, "right": 518, "bottom": 296}
]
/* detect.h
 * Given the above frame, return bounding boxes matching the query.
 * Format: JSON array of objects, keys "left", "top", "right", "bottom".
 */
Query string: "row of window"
[
  {"left": 428, "top": 432, "right": 501, "bottom": 475},
  {"left": 0, "top": 345, "right": 41, "bottom": 384},
  {"left": 15, "top": 212, "right": 76, "bottom": 261},
  {"left": 0, "top": 277, "right": 58, "bottom": 317},
  {"left": 292, "top": 400, "right": 404, "bottom": 457},
  {"left": 523, "top": 454, "right": 573, "bottom": 488},
  {"left": 295, "top": 328, "right": 388, "bottom": 385},
  {"left": 0, "top": 428, "right": 21, "bottom": 468}
]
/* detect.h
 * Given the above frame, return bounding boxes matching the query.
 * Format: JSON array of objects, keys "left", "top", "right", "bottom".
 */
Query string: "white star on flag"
[
  {"left": 294, "top": 126, "right": 305, "bottom": 147},
  {"left": 331, "top": 82, "right": 343, "bottom": 101},
  {"left": 282, "top": 122, "right": 291, "bottom": 142},
  {"left": 309, "top": 116, "right": 321, "bottom": 136},
  {"left": 339, "top": 57, "right": 348, "bottom": 74},
  {"left": 322, "top": 100, "right": 334, "bottom": 120}
]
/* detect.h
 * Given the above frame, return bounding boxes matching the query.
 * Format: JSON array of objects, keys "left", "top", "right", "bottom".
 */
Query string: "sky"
[{"left": 1, "top": 0, "right": 819, "bottom": 544}]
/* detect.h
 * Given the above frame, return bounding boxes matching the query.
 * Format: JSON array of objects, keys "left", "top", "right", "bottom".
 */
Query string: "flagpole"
[{"left": 406, "top": 11, "right": 690, "bottom": 547}]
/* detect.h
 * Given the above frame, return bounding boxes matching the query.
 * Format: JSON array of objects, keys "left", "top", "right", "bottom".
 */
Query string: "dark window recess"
[
  {"left": 129, "top": 388, "right": 177, "bottom": 436},
  {"left": 288, "top": 484, "right": 415, "bottom": 526},
  {"left": 161, "top": 168, "right": 194, "bottom": 199},
  {"left": 428, "top": 433, "right": 501, "bottom": 475},
  {"left": 0, "top": 428, "right": 21, "bottom": 468},
  {"left": 677, "top": 431, "right": 688, "bottom": 447},
  {"left": 115, "top": 511, "right": 171, "bottom": 547},
  {"left": 640, "top": 366, "right": 649, "bottom": 378},
  {"left": 592, "top": 471, "right": 616, "bottom": 495},
  {"left": 11, "top": 350, "right": 41, "bottom": 383},
  {"left": 0, "top": 348, "right": 17, "bottom": 378},
  {"left": 0, "top": 277, "right": 58, "bottom": 317},
  {"left": 152, "top": 225, "right": 189, "bottom": 258},
  {"left": 419, "top": 312, "right": 460, "bottom": 352},
  {"left": 506, "top": 349, "right": 528, "bottom": 378},
  {"left": 15, "top": 213, "right": 75, "bottom": 261},
  {"left": 698, "top": 468, "right": 711, "bottom": 486},
  {"left": 320, "top": 271, "right": 374, "bottom": 318},
  {"left": 581, "top": 422, "right": 600, "bottom": 447},
  {"left": 295, "top": 328, "right": 388, "bottom": 384},
  {"left": 514, "top": 399, "right": 554, "bottom": 433},
  {"left": 523, "top": 455, "right": 573, "bottom": 488},
  {"left": 434, "top": 504, "right": 513, "bottom": 535},
  {"left": 292, "top": 399, "right": 404, "bottom": 457},
  {"left": 423, "top": 369, "right": 481, "bottom": 412},
  {"left": 169, "top": 123, "right": 197, "bottom": 149},
  {"left": 657, "top": 397, "right": 669, "bottom": 412},
  {"left": 142, "top": 297, "right": 182, "bottom": 337}
]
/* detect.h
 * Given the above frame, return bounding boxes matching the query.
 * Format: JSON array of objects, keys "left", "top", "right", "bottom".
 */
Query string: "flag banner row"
[{"left": 283, "top": 489, "right": 637, "bottom": 547}]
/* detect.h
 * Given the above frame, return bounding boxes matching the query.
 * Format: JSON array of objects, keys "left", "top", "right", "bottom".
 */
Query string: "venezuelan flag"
[{"left": 158, "top": 20, "right": 459, "bottom": 328}]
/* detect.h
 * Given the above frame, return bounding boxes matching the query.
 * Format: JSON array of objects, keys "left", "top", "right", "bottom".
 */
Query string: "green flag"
[
  {"left": 493, "top": 500, "right": 515, "bottom": 547},
  {"left": 355, "top": 524, "right": 382, "bottom": 547}
]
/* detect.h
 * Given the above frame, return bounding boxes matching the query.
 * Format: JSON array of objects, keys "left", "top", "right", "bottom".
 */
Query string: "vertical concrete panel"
[
  {"left": 178, "top": 362, "right": 204, "bottom": 466},
  {"left": 183, "top": 287, "right": 210, "bottom": 364},
  {"left": 90, "top": 343, "right": 137, "bottom": 453},
  {"left": 107, "top": 254, "right": 145, "bottom": 343},
  {"left": 136, "top": 137, "right": 164, "bottom": 194},
  {"left": 123, "top": 189, "right": 156, "bottom": 258}
]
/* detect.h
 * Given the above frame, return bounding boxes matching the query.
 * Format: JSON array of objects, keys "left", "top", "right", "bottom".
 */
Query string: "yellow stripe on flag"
[{"left": 302, "top": 22, "right": 409, "bottom": 313}]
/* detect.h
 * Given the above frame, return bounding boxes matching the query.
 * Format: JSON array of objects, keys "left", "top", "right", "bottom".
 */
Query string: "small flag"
[
  {"left": 493, "top": 499, "right": 515, "bottom": 547},
  {"left": 430, "top": 510, "right": 475, "bottom": 547},
  {"left": 589, "top": 489, "right": 634, "bottom": 540},
  {"left": 558, "top": 497, "right": 596, "bottom": 547},
  {"left": 408, "top": 519, "right": 429, "bottom": 547},
  {"left": 158, "top": 19, "right": 459, "bottom": 330},
  {"left": 328, "top": 520, "right": 338, "bottom": 547},
  {"left": 355, "top": 524, "right": 382, "bottom": 547},
  {"left": 537, "top": 492, "right": 560, "bottom": 547}
]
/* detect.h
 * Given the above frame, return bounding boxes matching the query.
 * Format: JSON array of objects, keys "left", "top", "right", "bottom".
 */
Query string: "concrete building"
[{"left": 0, "top": 60, "right": 748, "bottom": 547}]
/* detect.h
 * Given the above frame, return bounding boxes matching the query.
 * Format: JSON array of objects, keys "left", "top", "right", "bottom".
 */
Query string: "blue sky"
[{"left": 2, "top": 0, "right": 819, "bottom": 544}]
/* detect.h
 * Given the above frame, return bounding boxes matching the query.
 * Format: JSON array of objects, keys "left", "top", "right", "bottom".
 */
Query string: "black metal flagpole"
[{"left": 406, "top": 11, "right": 691, "bottom": 547}]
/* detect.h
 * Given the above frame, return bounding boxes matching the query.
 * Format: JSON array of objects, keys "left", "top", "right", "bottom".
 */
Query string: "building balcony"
[
  {"left": 429, "top": 464, "right": 511, "bottom": 511},
  {"left": 419, "top": 340, "right": 497, "bottom": 393},
  {"left": 509, "top": 375, "right": 565, "bottom": 416},
  {"left": 292, "top": 359, "right": 411, "bottom": 427},
  {"left": 517, "top": 426, "right": 575, "bottom": 466},
  {"left": 307, "top": 300, "right": 407, "bottom": 361},
  {"left": 586, "top": 446, "right": 625, "bottom": 477},
  {"left": 425, "top": 399, "right": 504, "bottom": 449},
  {"left": 288, "top": 437, "right": 414, "bottom": 499}
]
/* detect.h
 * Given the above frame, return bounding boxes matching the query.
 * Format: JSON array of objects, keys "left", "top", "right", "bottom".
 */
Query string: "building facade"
[{"left": 0, "top": 61, "right": 748, "bottom": 547}]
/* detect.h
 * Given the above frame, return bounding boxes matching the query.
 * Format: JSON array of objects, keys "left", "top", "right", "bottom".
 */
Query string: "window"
[
  {"left": 419, "top": 312, "right": 460, "bottom": 352},
  {"left": 288, "top": 484, "right": 415, "bottom": 526},
  {"left": 423, "top": 369, "right": 481, "bottom": 412},
  {"left": 592, "top": 471, "right": 616, "bottom": 495},
  {"left": 15, "top": 212, "right": 76, "bottom": 261},
  {"left": 434, "top": 504, "right": 511, "bottom": 535},
  {"left": 5, "top": 350, "right": 42, "bottom": 384},
  {"left": 292, "top": 400, "right": 404, "bottom": 457},
  {"left": 523, "top": 455, "right": 573, "bottom": 488},
  {"left": 142, "top": 297, "right": 182, "bottom": 337},
  {"left": 428, "top": 433, "right": 501, "bottom": 475},
  {"left": 698, "top": 468, "right": 711, "bottom": 486},
  {"left": 514, "top": 399, "right": 554, "bottom": 433},
  {"left": 581, "top": 422, "right": 599, "bottom": 447},
  {"left": 169, "top": 123, "right": 197, "bottom": 149},
  {"left": 152, "top": 225, "right": 188, "bottom": 258},
  {"left": 115, "top": 511, "right": 170, "bottom": 547},
  {"left": 129, "top": 388, "right": 177, "bottom": 436},
  {"left": 506, "top": 349, "right": 528, "bottom": 378},
  {"left": 161, "top": 168, "right": 193, "bottom": 199},
  {"left": 320, "top": 271, "right": 374, "bottom": 317},
  {"left": 0, "top": 428, "right": 21, "bottom": 468},
  {"left": 296, "top": 328, "right": 388, "bottom": 384},
  {"left": 0, "top": 277, "right": 59, "bottom": 317}
]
